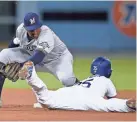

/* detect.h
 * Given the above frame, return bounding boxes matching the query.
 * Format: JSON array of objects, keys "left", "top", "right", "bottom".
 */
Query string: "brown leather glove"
[{"left": 5, "top": 62, "right": 21, "bottom": 82}]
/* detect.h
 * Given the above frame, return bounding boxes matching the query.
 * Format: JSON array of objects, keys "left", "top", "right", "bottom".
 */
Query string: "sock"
[
  {"left": 76, "top": 78, "right": 80, "bottom": 82},
  {"left": 74, "top": 78, "right": 80, "bottom": 85},
  {"left": 0, "top": 73, "right": 6, "bottom": 98}
]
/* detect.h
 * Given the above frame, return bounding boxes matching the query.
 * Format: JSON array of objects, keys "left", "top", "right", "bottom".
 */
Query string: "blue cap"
[{"left": 24, "top": 12, "right": 42, "bottom": 31}]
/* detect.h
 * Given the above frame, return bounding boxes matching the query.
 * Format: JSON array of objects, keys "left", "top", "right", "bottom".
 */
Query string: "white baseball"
[{"left": 13, "top": 38, "right": 20, "bottom": 44}]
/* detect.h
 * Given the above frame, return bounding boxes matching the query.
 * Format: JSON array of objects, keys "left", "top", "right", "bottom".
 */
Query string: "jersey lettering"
[
  {"left": 78, "top": 77, "right": 94, "bottom": 88},
  {"left": 24, "top": 45, "right": 37, "bottom": 51},
  {"left": 39, "top": 42, "right": 50, "bottom": 49}
]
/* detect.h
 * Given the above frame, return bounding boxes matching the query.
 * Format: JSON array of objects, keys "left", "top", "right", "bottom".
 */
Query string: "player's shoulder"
[
  {"left": 40, "top": 25, "right": 53, "bottom": 34},
  {"left": 93, "top": 76, "right": 112, "bottom": 83},
  {"left": 16, "top": 23, "right": 26, "bottom": 33},
  {"left": 17, "top": 23, "right": 24, "bottom": 30},
  {"left": 100, "top": 76, "right": 112, "bottom": 82}
]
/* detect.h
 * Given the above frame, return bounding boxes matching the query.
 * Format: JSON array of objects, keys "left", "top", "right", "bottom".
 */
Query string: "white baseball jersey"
[
  {"left": 27, "top": 66, "right": 133, "bottom": 112},
  {"left": 16, "top": 23, "right": 67, "bottom": 63},
  {"left": 76, "top": 76, "right": 117, "bottom": 98}
]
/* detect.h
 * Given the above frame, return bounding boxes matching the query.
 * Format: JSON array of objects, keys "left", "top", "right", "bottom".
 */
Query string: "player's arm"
[
  {"left": 105, "top": 80, "right": 117, "bottom": 99},
  {"left": 8, "top": 38, "right": 20, "bottom": 48},
  {"left": 21, "top": 50, "right": 46, "bottom": 66},
  {"left": 8, "top": 24, "right": 23, "bottom": 48}
]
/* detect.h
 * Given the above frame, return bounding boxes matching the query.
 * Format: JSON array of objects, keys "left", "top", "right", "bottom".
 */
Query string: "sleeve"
[
  {"left": 21, "top": 50, "right": 46, "bottom": 66},
  {"left": 8, "top": 23, "right": 23, "bottom": 48},
  {"left": 8, "top": 39, "right": 19, "bottom": 48},
  {"left": 16, "top": 23, "right": 24, "bottom": 39},
  {"left": 36, "top": 30, "right": 54, "bottom": 54},
  {"left": 106, "top": 80, "right": 117, "bottom": 98}
]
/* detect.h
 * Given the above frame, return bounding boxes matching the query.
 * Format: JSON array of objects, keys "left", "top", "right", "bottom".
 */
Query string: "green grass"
[{"left": 3, "top": 57, "right": 136, "bottom": 90}]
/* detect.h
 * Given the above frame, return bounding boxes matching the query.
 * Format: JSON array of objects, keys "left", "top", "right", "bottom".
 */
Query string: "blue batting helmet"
[
  {"left": 24, "top": 12, "right": 42, "bottom": 31},
  {"left": 90, "top": 57, "right": 112, "bottom": 78}
]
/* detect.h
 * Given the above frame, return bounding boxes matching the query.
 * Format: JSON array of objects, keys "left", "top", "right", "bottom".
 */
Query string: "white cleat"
[{"left": 33, "top": 102, "right": 43, "bottom": 108}]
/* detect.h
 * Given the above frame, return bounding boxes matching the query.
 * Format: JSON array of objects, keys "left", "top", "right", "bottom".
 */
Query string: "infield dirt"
[{"left": 0, "top": 89, "right": 136, "bottom": 121}]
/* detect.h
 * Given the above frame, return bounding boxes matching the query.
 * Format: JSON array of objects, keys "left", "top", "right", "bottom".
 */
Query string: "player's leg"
[
  {"left": 0, "top": 72, "right": 5, "bottom": 107},
  {"left": 23, "top": 63, "right": 85, "bottom": 110},
  {"left": 56, "top": 51, "right": 79, "bottom": 86},
  {"left": 0, "top": 47, "right": 30, "bottom": 107},
  {"left": 0, "top": 47, "right": 30, "bottom": 64},
  {"left": 32, "top": 50, "right": 79, "bottom": 108},
  {"left": 0, "top": 62, "right": 7, "bottom": 107},
  {"left": 47, "top": 50, "right": 79, "bottom": 86}
]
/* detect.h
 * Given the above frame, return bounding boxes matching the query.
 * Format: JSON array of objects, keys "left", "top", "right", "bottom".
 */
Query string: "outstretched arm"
[
  {"left": 21, "top": 50, "right": 46, "bottom": 66},
  {"left": 105, "top": 80, "right": 117, "bottom": 99}
]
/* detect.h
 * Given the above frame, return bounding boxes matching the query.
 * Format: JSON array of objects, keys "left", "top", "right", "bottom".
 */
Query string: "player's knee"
[
  {"left": 0, "top": 49, "right": 12, "bottom": 64},
  {"left": 59, "top": 76, "right": 76, "bottom": 87},
  {"left": 0, "top": 62, "right": 6, "bottom": 78},
  {"left": 57, "top": 72, "right": 77, "bottom": 86},
  {"left": 0, "top": 49, "right": 9, "bottom": 61},
  {"left": 0, "top": 48, "right": 9, "bottom": 55}
]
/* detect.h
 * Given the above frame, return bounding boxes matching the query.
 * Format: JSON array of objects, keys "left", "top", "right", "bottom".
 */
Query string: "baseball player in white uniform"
[
  {"left": 0, "top": 12, "right": 79, "bottom": 107},
  {"left": 18, "top": 57, "right": 136, "bottom": 112}
]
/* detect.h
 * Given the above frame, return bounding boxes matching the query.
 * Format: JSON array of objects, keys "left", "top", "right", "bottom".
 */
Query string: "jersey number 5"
[{"left": 78, "top": 78, "right": 94, "bottom": 88}]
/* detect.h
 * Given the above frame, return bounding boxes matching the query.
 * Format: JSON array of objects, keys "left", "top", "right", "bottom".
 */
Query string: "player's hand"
[
  {"left": 5, "top": 62, "right": 21, "bottom": 82},
  {"left": 18, "top": 61, "right": 33, "bottom": 80}
]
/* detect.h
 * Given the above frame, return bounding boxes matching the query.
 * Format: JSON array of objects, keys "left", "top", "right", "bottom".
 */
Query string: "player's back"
[
  {"left": 40, "top": 25, "right": 68, "bottom": 62},
  {"left": 49, "top": 76, "right": 116, "bottom": 100},
  {"left": 45, "top": 76, "right": 116, "bottom": 110},
  {"left": 79, "top": 76, "right": 116, "bottom": 98},
  {"left": 61, "top": 76, "right": 116, "bottom": 99}
]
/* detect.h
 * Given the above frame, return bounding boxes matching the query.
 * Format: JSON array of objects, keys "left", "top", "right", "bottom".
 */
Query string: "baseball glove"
[{"left": 5, "top": 62, "right": 22, "bottom": 82}]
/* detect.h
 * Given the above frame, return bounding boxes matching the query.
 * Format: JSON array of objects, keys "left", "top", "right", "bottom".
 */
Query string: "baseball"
[{"left": 13, "top": 37, "right": 20, "bottom": 44}]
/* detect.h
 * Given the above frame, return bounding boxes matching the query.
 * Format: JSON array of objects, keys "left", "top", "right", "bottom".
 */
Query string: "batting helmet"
[{"left": 90, "top": 57, "right": 112, "bottom": 78}]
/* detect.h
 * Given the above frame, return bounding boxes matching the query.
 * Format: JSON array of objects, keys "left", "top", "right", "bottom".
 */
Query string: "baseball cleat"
[
  {"left": 19, "top": 61, "right": 34, "bottom": 80},
  {"left": 33, "top": 102, "right": 43, "bottom": 108},
  {"left": 126, "top": 98, "right": 136, "bottom": 111}
]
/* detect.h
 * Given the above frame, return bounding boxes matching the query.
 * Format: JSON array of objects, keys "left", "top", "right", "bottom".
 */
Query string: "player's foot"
[
  {"left": 19, "top": 61, "right": 34, "bottom": 80},
  {"left": 0, "top": 98, "right": 2, "bottom": 108},
  {"left": 126, "top": 98, "right": 136, "bottom": 111},
  {"left": 33, "top": 102, "right": 43, "bottom": 108}
]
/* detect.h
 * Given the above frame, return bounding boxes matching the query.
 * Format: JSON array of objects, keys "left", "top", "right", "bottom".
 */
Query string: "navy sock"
[
  {"left": 0, "top": 73, "right": 5, "bottom": 98},
  {"left": 74, "top": 78, "right": 80, "bottom": 85},
  {"left": 75, "top": 78, "right": 80, "bottom": 83}
]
